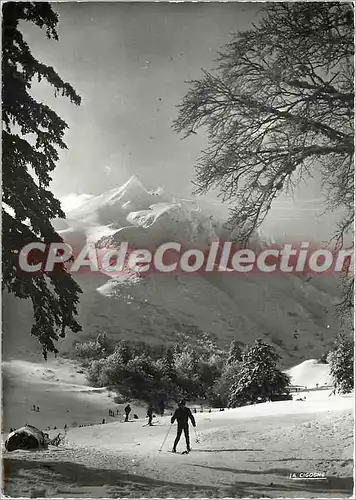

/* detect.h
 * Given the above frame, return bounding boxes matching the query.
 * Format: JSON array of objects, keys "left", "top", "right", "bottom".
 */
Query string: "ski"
[
  {"left": 142, "top": 420, "right": 159, "bottom": 427},
  {"left": 165, "top": 449, "right": 192, "bottom": 454}
]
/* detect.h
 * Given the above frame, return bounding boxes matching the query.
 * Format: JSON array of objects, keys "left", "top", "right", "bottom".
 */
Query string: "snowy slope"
[
  {"left": 3, "top": 377, "right": 353, "bottom": 498},
  {"left": 2, "top": 357, "right": 147, "bottom": 431},
  {"left": 286, "top": 359, "right": 332, "bottom": 388}
]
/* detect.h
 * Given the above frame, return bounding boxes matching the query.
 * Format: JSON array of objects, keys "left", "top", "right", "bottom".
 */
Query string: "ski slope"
[
  {"left": 3, "top": 389, "right": 353, "bottom": 498},
  {"left": 286, "top": 359, "right": 332, "bottom": 388},
  {"left": 2, "top": 353, "right": 354, "bottom": 498}
]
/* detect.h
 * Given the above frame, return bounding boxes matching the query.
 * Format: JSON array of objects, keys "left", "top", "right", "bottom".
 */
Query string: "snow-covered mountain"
[
  {"left": 53, "top": 176, "right": 230, "bottom": 247},
  {"left": 3, "top": 176, "right": 341, "bottom": 365}
]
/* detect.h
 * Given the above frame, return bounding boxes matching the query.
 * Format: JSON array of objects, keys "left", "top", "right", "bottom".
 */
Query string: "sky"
[{"left": 20, "top": 2, "right": 342, "bottom": 242}]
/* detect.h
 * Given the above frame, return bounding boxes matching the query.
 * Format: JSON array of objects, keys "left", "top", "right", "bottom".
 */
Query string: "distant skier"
[
  {"left": 147, "top": 404, "right": 154, "bottom": 426},
  {"left": 171, "top": 399, "right": 196, "bottom": 453},
  {"left": 124, "top": 404, "right": 131, "bottom": 422},
  {"left": 36, "top": 406, "right": 40, "bottom": 412},
  {"left": 32, "top": 405, "right": 36, "bottom": 412}
]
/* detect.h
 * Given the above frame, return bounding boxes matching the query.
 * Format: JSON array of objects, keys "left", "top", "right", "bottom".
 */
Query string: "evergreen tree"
[
  {"left": 162, "top": 347, "right": 176, "bottom": 380},
  {"left": 327, "top": 332, "right": 354, "bottom": 394},
  {"left": 2, "top": 2, "right": 82, "bottom": 358},
  {"left": 227, "top": 340, "right": 243, "bottom": 364},
  {"left": 228, "top": 339, "right": 290, "bottom": 407}
]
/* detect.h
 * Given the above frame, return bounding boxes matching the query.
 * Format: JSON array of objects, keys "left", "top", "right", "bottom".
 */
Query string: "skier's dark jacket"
[
  {"left": 147, "top": 406, "right": 153, "bottom": 417},
  {"left": 171, "top": 407, "right": 196, "bottom": 427},
  {"left": 124, "top": 405, "right": 131, "bottom": 414}
]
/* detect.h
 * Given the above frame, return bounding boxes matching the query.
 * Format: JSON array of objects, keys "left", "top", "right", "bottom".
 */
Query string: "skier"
[
  {"left": 147, "top": 404, "right": 154, "bottom": 426},
  {"left": 171, "top": 399, "right": 196, "bottom": 453},
  {"left": 124, "top": 403, "right": 131, "bottom": 422}
]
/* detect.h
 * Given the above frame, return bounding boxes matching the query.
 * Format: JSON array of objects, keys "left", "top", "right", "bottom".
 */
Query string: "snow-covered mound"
[{"left": 286, "top": 359, "right": 333, "bottom": 388}]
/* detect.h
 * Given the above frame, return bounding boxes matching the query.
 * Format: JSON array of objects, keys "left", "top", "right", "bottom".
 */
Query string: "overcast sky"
[{"left": 21, "top": 2, "right": 341, "bottom": 242}]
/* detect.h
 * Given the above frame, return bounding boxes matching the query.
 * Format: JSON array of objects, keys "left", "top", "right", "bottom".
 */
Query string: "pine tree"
[
  {"left": 228, "top": 339, "right": 290, "bottom": 407},
  {"left": 162, "top": 347, "right": 176, "bottom": 380},
  {"left": 227, "top": 340, "right": 243, "bottom": 364},
  {"left": 327, "top": 332, "right": 354, "bottom": 394},
  {"left": 2, "top": 2, "right": 82, "bottom": 358}
]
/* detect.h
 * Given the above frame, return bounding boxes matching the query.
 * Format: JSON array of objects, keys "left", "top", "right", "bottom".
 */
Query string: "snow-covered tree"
[
  {"left": 174, "top": 3, "right": 353, "bottom": 246},
  {"left": 327, "top": 332, "right": 354, "bottom": 394},
  {"left": 162, "top": 347, "right": 176, "bottom": 380},
  {"left": 173, "top": 2, "right": 354, "bottom": 314},
  {"left": 228, "top": 339, "right": 290, "bottom": 407},
  {"left": 227, "top": 340, "right": 243, "bottom": 364}
]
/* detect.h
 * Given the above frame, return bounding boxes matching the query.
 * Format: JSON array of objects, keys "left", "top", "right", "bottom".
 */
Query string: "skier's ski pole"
[
  {"left": 158, "top": 424, "right": 172, "bottom": 452},
  {"left": 194, "top": 426, "right": 200, "bottom": 443}
]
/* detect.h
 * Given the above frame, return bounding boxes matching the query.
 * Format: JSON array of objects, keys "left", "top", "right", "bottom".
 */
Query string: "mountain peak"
[{"left": 120, "top": 175, "right": 147, "bottom": 192}]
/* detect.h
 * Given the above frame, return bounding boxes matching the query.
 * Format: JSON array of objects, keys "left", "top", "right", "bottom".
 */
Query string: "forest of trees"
[{"left": 72, "top": 331, "right": 354, "bottom": 406}]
